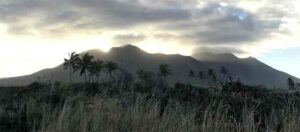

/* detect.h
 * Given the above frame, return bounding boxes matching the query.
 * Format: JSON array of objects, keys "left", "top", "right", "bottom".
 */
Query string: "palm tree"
[
  {"left": 207, "top": 68, "right": 215, "bottom": 77},
  {"left": 189, "top": 70, "right": 195, "bottom": 78},
  {"left": 220, "top": 66, "right": 228, "bottom": 75},
  {"left": 219, "top": 66, "right": 235, "bottom": 84},
  {"left": 63, "top": 52, "right": 80, "bottom": 83},
  {"left": 220, "top": 66, "right": 228, "bottom": 85},
  {"left": 287, "top": 77, "right": 295, "bottom": 90},
  {"left": 158, "top": 64, "right": 172, "bottom": 79},
  {"left": 90, "top": 59, "right": 104, "bottom": 82},
  {"left": 77, "top": 53, "right": 94, "bottom": 82},
  {"left": 87, "top": 61, "right": 97, "bottom": 83},
  {"left": 207, "top": 68, "right": 217, "bottom": 88},
  {"left": 198, "top": 71, "right": 205, "bottom": 80},
  {"left": 105, "top": 61, "right": 119, "bottom": 81}
]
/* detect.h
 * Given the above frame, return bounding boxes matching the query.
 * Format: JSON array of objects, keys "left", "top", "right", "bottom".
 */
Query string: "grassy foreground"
[{"left": 0, "top": 81, "right": 300, "bottom": 132}]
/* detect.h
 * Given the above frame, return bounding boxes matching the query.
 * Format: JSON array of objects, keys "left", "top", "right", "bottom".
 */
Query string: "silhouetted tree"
[
  {"left": 158, "top": 64, "right": 172, "bottom": 79},
  {"left": 88, "top": 62, "right": 96, "bottom": 82},
  {"left": 189, "top": 70, "right": 195, "bottom": 78},
  {"left": 287, "top": 77, "right": 295, "bottom": 90},
  {"left": 137, "top": 70, "right": 155, "bottom": 82},
  {"left": 207, "top": 68, "right": 215, "bottom": 78},
  {"left": 220, "top": 66, "right": 229, "bottom": 85},
  {"left": 117, "top": 68, "right": 134, "bottom": 91},
  {"left": 198, "top": 71, "right": 205, "bottom": 80},
  {"left": 207, "top": 69, "right": 217, "bottom": 88},
  {"left": 77, "top": 53, "right": 94, "bottom": 82},
  {"left": 63, "top": 52, "right": 80, "bottom": 83},
  {"left": 87, "top": 59, "right": 104, "bottom": 83},
  {"left": 207, "top": 68, "right": 217, "bottom": 87},
  {"left": 105, "top": 61, "right": 119, "bottom": 81},
  {"left": 94, "top": 59, "right": 104, "bottom": 82},
  {"left": 136, "top": 70, "right": 156, "bottom": 93},
  {"left": 220, "top": 66, "right": 228, "bottom": 75}
]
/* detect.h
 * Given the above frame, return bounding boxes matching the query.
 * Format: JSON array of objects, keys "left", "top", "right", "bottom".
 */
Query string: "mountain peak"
[
  {"left": 192, "top": 52, "right": 239, "bottom": 62},
  {"left": 121, "top": 44, "right": 139, "bottom": 48},
  {"left": 81, "top": 49, "right": 106, "bottom": 57},
  {"left": 109, "top": 44, "right": 144, "bottom": 54}
]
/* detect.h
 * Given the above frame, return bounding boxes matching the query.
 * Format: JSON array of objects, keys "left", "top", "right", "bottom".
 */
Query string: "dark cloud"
[
  {"left": 72, "top": 0, "right": 191, "bottom": 29},
  {"left": 0, "top": 0, "right": 191, "bottom": 34},
  {"left": 161, "top": 3, "right": 285, "bottom": 45},
  {"left": 0, "top": 0, "right": 292, "bottom": 52}
]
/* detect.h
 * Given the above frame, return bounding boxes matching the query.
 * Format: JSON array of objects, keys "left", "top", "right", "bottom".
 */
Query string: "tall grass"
[
  {"left": 16, "top": 94, "right": 300, "bottom": 132},
  {"left": 1, "top": 82, "right": 300, "bottom": 132}
]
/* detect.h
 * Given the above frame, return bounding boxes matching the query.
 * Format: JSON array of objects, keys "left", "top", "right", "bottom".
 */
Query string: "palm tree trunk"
[{"left": 69, "top": 68, "right": 72, "bottom": 83}]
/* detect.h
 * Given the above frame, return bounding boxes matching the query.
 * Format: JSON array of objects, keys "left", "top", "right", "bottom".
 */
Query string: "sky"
[{"left": 0, "top": 0, "right": 300, "bottom": 78}]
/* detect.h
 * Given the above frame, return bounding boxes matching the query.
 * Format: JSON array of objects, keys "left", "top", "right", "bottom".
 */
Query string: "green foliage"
[
  {"left": 158, "top": 64, "right": 172, "bottom": 79},
  {"left": 104, "top": 61, "right": 119, "bottom": 80},
  {"left": 1, "top": 81, "right": 300, "bottom": 132},
  {"left": 63, "top": 52, "right": 121, "bottom": 83},
  {"left": 2, "top": 52, "right": 300, "bottom": 131},
  {"left": 88, "top": 59, "right": 104, "bottom": 83},
  {"left": 63, "top": 52, "right": 80, "bottom": 83},
  {"left": 190, "top": 66, "right": 237, "bottom": 89},
  {"left": 135, "top": 70, "right": 156, "bottom": 94},
  {"left": 77, "top": 53, "right": 94, "bottom": 81}
]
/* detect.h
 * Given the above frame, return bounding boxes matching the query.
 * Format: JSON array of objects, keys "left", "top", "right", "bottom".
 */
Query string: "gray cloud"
[
  {"left": 0, "top": 0, "right": 295, "bottom": 54},
  {"left": 193, "top": 46, "right": 246, "bottom": 54},
  {"left": 113, "top": 34, "right": 146, "bottom": 45},
  {"left": 0, "top": 0, "right": 191, "bottom": 34},
  {"left": 161, "top": 3, "right": 285, "bottom": 45}
]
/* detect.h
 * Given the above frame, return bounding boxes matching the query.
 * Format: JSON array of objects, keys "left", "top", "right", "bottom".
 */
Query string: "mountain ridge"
[{"left": 0, "top": 44, "right": 298, "bottom": 87}]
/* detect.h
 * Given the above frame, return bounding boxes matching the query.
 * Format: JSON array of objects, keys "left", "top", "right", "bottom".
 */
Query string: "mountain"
[
  {"left": 193, "top": 52, "right": 299, "bottom": 87},
  {"left": 0, "top": 44, "right": 298, "bottom": 88},
  {"left": 192, "top": 52, "right": 239, "bottom": 62}
]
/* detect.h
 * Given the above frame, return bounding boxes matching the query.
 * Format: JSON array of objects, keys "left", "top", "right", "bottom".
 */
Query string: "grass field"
[{"left": 0, "top": 81, "right": 300, "bottom": 132}]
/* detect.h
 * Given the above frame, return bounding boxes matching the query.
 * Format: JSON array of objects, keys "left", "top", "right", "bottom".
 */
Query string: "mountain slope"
[
  {"left": 0, "top": 45, "right": 298, "bottom": 87},
  {"left": 193, "top": 52, "right": 298, "bottom": 87}
]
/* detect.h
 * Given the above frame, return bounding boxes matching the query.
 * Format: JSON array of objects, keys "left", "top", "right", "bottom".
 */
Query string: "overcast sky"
[{"left": 0, "top": 0, "right": 300, "bottom": 78}]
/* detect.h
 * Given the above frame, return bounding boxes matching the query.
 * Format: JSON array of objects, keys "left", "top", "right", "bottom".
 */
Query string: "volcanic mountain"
[{"left": 0, "top": 45, "right": 298, "bottom": 88}]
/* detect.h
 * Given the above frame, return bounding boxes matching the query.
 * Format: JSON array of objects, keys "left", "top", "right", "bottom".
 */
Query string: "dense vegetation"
[{"left": 0, "top": 52, "right": 299, "bottom": 132}]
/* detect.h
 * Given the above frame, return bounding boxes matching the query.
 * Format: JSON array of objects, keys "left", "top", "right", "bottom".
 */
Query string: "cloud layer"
[{"left": 0, "top": 0, "right": 298, "bottom": 56}]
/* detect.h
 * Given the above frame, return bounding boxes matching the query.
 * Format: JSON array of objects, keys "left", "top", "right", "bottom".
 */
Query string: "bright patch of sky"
[{"left": 259, "top": 47, "right": 300, "bottom": 78}]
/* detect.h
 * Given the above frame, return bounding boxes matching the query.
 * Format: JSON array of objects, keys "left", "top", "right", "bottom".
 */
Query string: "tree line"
[
  {"left": 64, "top": 52, "right": 298, "bottom": 90},
  {"left": 63, "top": 52, "right": 119, "bottom": 83},
  {"left": 63, "top": 52, "right": 172, "bottom": 84}
]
